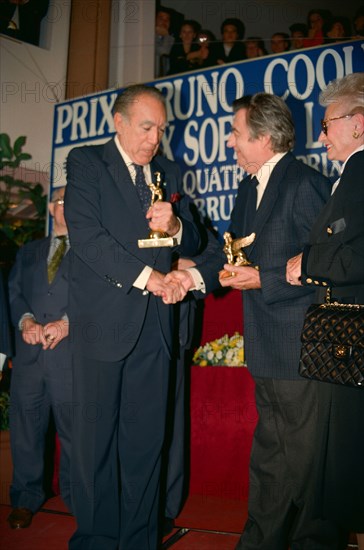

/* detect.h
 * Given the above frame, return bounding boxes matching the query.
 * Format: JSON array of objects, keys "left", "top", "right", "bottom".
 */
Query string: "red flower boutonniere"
[{"left": 170, "top": 193, "right": 181, "bottom": 204}]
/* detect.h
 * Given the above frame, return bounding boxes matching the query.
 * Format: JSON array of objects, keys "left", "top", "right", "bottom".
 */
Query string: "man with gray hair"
[
  {"left": 65, "top": 84, "right": 202, "bottom": 550},
  {"left": 169, "top": 93, "right": 346, "bottom": 548},
  {"left": 219, "top": 93, "right": 346, "bottom": 549}
]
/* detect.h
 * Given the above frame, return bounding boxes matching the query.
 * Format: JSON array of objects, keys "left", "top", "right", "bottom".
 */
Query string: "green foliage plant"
[{"left": 0, "top": 133, "right": 47, "bottom": 249}]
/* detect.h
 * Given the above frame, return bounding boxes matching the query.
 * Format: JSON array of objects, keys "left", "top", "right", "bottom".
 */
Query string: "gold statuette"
[
  {"left": 220, "top": 231, "right": 256, "bottom": 278},
  {"left": 138, "top": 172, "right": 178, "bottom": 248}
]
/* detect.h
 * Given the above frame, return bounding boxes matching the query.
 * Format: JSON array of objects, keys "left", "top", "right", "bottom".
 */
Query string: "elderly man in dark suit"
[
  {"left": 7, "top": 186, "right": 72, "bottom": 529},
  {"left": 64, "top": 84, "right": 202, "bottom": 550},
  {"left": 169, "top": 93, "right": 345, "bottom": 549},
  {"left": 217, "top": 93, "right": 347, "bottom": 549}
]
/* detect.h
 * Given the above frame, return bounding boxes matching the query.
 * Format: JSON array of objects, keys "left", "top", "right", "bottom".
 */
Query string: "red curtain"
[
  {"left": 200, "top": 289, "right": 243, "bottom": 345},
  {"left": 189, "top": 366, "right": 257, "bottom": 500}
]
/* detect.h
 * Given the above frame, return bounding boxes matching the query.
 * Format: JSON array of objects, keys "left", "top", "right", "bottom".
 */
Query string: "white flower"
[
  {"left": 193, "top": 333, "right": 246, "bottom": 367},
  {"left": 226, "top": 349, "right": 234, "bottom": 361}
]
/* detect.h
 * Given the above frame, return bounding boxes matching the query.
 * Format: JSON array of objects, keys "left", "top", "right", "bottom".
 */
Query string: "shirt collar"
[
  {"left": 51, "top": 232, "right": 69, "bottom": 244},
  {"left": 251, "top": 152, "right": 287, "bottom": 208},
  {"left": 253, "top": 152, "right": 287, "bottom": 187},
  {"left": 114, "top": 135, "right": 152, "bottom": 182}
]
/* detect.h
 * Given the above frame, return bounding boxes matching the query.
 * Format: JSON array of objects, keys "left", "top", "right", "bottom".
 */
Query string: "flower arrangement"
[{"left": 192, "top": 333, "right": 247, "bottom": 367}]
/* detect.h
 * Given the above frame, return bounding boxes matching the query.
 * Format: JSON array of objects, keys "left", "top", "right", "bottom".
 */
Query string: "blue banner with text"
[{"left": 51, "top": 40, "right": 364, "bottom": 236}]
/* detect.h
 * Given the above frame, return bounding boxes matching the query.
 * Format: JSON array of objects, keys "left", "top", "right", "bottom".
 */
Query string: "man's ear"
[
  {"left": 260, "top": 133, "right": 272, "bottom": 150},
  {"left": 114, "top": 112, "right": 124, "bottom": 134}
]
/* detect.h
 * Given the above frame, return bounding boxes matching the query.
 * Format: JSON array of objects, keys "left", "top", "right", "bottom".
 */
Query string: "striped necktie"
[{"left": 48, "top": 236, "right": 67, "bottom": 284}]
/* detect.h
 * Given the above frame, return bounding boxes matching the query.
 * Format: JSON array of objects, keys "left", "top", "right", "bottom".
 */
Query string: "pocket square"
[{"left": 327, "top": 217, "right": 346, "bottom": 235}]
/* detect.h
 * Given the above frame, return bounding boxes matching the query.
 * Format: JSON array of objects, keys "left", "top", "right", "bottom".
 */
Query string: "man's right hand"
[
  {"left": 146, "top": 270, "right": 187, "bottom": 304},
  {"left": 21, "top": 318, "right": 48, "bottom": 347},
  {"left": 164, "top": 269, "right": 195, "bottom": 294}
]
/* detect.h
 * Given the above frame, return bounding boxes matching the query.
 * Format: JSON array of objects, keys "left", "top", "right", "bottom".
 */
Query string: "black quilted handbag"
[{"left": 299, "top": 289, "right": 364, "bottom": 388}]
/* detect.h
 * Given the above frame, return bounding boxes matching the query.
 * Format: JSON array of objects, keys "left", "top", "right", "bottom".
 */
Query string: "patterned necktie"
[
  {"left": 244, "top": 176, "right": 259, "bottom": 235},
  {"left": 48, "top": 236, "right": 67, "bottom": 284},
  {"left": 133, "top": 164, "right": 151, "bottom": 214}
]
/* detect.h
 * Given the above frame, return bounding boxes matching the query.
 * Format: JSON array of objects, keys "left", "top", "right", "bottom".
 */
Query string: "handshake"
[{"left": 146, "top": 259, "right": 196, "bottom": 305}]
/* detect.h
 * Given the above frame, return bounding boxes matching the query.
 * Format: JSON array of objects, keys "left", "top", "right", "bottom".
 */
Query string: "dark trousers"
[
  {"left": 164, "top": 299, "right": 196, "bottom": 519},
  {"left": 9, "top": 347, "right": 72, "bottom": 512},
  {"left": 236, "top": 378, "right": 347, "bottom": 550},
  {"left": 164, "top": 351, "right": 186, "bottom": 519},
  {"left": 69, "top": 299, "right": 170, "bottom": 550},
  {"left": 315, "top": 383, "right": 364, "bottom": 532}
]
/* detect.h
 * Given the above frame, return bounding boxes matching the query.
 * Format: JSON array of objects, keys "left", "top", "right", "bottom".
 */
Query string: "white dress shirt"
[
  {"left": 254, "top": 152, "right": 287, "bottom": 208},
  {"left": 113, "top": 136, "right": 183, "bottom": 290}
]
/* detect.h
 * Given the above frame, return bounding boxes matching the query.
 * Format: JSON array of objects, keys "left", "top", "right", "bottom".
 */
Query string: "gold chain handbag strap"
[{"left": 320, "top": 286, "right": 364, "bottom": 311}]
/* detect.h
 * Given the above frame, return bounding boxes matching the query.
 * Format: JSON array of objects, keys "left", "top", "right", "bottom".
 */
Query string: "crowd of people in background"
[{"left": 155, "top": 5, "right": 364, "bottom": 77}]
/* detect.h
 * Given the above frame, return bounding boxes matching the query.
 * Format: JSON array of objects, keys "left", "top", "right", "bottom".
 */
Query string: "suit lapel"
[
  {"left": 248, "top": 153, "right": 292, "bottom": 255},
  {"left": 103, "top": 139, "right": 149, "bottom": 231}
]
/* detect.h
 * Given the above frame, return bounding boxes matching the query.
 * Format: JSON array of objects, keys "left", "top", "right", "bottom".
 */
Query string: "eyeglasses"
[
  {"left": 320, "top": 114, "right": 352, "bottom": 135},
  {"left": 52, "top": 199, "right": 65, "bottom": 205}
]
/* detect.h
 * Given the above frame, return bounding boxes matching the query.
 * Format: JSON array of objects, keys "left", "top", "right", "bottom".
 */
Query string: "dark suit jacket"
[
  {"left": 215, "top": 41, "right": 246, "bottom": 63},
  {"left": 200, "top": 152, "right": 331, "bottom": 379},
  {"left": 168, "top": 42, "right": 200, "bottom": 75},
  {"left": 8, "top": 236, "right": 70, "bottom": 367},
  {"left": 65, "top": 140, "right": 202, "bottom": 362},
  {"left": 302, "top": 149, "right": 364, "bottom": 304}
]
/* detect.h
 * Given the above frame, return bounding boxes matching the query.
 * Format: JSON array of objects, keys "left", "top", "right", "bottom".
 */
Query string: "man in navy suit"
[
  {"left": 7, "top": 186, "right": 72, "bottom": 529},
  {"left": 169, "top": 93, "right": 345, "bottom": 549},
  {"left": 64, "top": 84, "right": 202, "bottom": 550},
  {"left": 217, "top": 95, "right": 343, "bottom": 549}
]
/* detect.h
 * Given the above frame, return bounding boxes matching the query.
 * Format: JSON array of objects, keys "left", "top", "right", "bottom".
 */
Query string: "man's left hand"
[
  {"left": 43, "top": 320, "right": 69, "bottom": 350},
  {"left": 146, "top": 202, "right": 180, "bottom": 236},
  {"left": 219, "top": 265, "right": 261, "bottom": 290}
]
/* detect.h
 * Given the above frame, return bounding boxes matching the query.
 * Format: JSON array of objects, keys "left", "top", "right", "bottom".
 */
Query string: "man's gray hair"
[
  {"left": 112, "top": 84, "right": 166, "bottom": 117},
  {"left": 232, "top": 93, "right": 295, "bottom": 152}
]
